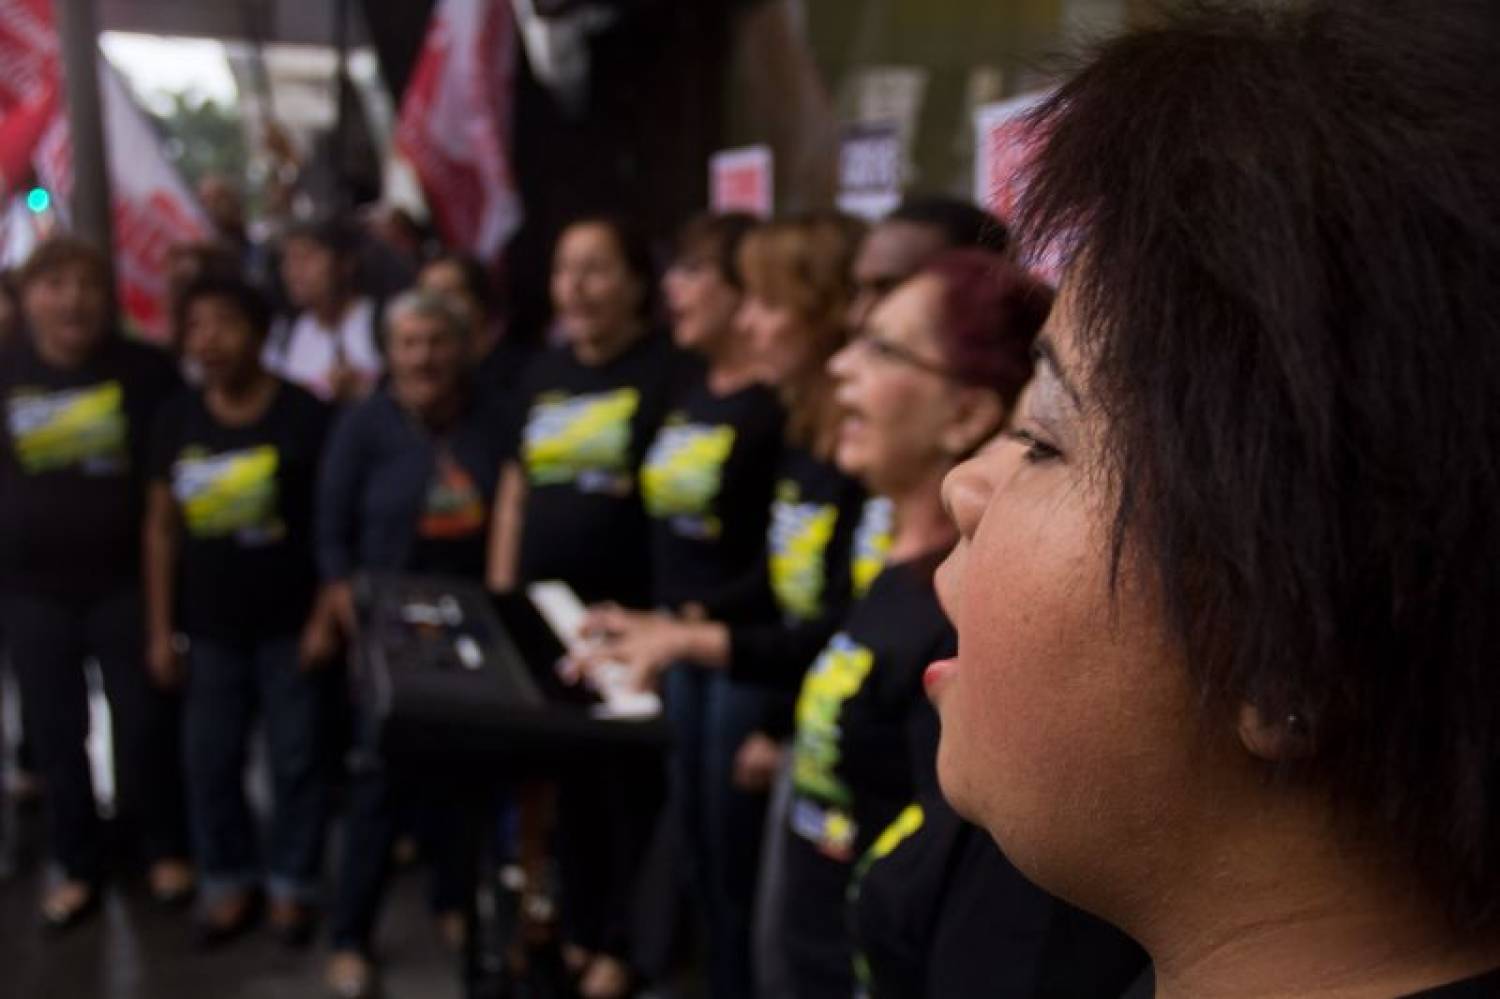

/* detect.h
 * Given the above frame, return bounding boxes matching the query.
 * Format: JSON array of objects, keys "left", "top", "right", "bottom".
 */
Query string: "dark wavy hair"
[
  {"left": 1018, "top": 0, "right": 1500, "bottom": 926},
  {"left": 175, "top": 274, "right": 274, "bottom": 343},
  {"left": 673, "top": 212, "right": 759, "bottom": 290},
  {"left": 923, "top": 249, "right": 1051, "bottom": 402}
]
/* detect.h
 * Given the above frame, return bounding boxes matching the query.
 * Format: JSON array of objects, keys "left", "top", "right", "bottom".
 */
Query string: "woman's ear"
[
  {"left": 1237, "top": 702, "right": 1316, "bottom": 762},
  {"left": 941, "top": 390, "right": 1005, "bottom": 459}
]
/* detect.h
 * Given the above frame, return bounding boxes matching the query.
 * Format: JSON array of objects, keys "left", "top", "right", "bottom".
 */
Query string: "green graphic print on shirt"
[
  {"left": 171, "top": 444, "right": 284, "bottom": 545},
  {"left": 769, "top": 479, "right": 840, "bottom": 621},
  {"left": 6, "top": 381, "right": 128, "bottom": 475},
  {"left": 522, "top": 387, "right": 640, "bottom": 495},
  {"left": 640, "top": 416, "right": 736, "bottom": 540},
  {"left": 850, "top": 497, "right": 894, "bottom": 600}
]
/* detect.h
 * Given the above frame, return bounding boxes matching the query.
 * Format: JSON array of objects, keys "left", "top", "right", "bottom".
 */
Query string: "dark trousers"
[
  {"left": 0, "top": 588, "right": 187, "bottom": 882},
  {"left": 664, "top": 668, "right": 771, "bottom": 999},
  {"left": 184, "top": 635, "right": 329, "bottom": 903},
  {"left": 330, "top": 749, "right": 469, "bottom": 954},
  {"left": 556, "top": 748, "right": 667, "bottom": 963}
]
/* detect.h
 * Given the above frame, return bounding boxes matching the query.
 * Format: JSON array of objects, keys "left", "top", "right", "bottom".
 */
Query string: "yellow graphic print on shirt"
[
  {"left": 172, "top": 445, "right": 284, "bottom": 545},
  {"left": 850, "top": 497, "right": 894, "bottom": 599},
  {"left": 768, "top": 479, "right": 840, "bottom": 621},
  {"left": 522, "top": 387, "right": 640, "bottom": 495},
  {"left": 856, "top": 803, "right": 925, "bottom": 881},
  {"left": 793, "top": 632, "right": 875, "bottom": 806},
  {"left": 850, "top": 803, "right": 928, "bottom": 992},
  {"left": 6, "top": 381, "right": 128, "bottom": 475},
  {"left": 640, "top": 416, "right": 736, "bottom": 540}
]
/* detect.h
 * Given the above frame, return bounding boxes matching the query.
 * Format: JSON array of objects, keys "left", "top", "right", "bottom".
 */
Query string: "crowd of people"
[
  {"left": 5, "top": 2, "right": 1500, "bottom": 999},
  {"left": 0, "top": 183, "right": 1146, "bottom": 999}
]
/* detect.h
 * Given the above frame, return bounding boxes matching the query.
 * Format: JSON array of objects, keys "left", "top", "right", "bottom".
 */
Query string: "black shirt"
[
  {"left": 148, "top": 381, "right": 331, "bottom": 642},
  {"left": 1409, "top": 967, "right": 1500, "bottom": 996},
  {"left": 0, "top": 334, "right": 180, "bottom": 600},
  {"left": 640, "top": 377, "right": 783, "bottom": 614},
  {"left": 779, "top": 552, "right": 955, "bottom": 998},
  {"left": 726, "top": 447, "right": 868, "bottom": 693},
  {"left": 512, "top": 332, "right": 692, "bottom": 606},
  {"left": 852, "top": 797, "right": 1147, "bottom": 999},
  {"left": 1119, "top": 961, "right": 1500, "bottom": 999}
]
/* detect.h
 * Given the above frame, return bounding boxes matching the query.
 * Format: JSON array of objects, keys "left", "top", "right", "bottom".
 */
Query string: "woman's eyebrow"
[{"left": 1032, "top": 335, "right": 1084, "bottom": 409}]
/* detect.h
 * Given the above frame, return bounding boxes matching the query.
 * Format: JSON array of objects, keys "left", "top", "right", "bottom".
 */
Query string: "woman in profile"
[{"left": 932, "top": 2, "right": 1500, "bottom": 996}]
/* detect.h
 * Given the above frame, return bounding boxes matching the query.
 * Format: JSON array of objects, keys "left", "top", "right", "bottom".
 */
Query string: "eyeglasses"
[{"left": 850, "top": 330, "right": 957, "bottom": 379}]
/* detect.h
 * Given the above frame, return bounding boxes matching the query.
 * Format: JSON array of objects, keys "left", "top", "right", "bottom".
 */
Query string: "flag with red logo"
[
  {"left": 1, "top": 0, "right": 209, "bottom": 342},
  {"left": 0, "top": 0, "right": 61, "bottom": 197},
  {"left": 397, "top": 0, "right": 523, "bottom": 265}
]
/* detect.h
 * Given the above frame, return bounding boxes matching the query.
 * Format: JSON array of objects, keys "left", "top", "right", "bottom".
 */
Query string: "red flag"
[
  {"left": 0, "top": 0, "right": 60, "bottom": 197},
  {"left": 397, "top": 0, "right": 523, "bottom": 264}
]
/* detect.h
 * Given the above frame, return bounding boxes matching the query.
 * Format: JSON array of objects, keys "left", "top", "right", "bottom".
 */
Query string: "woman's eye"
[{"left": 1005, "top": 428, "right": 1062, "bottom": 464}]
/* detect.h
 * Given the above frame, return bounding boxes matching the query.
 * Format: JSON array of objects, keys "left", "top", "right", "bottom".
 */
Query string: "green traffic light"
[{"left": 25, "top": 187, "right": 50, "bottom": 213}]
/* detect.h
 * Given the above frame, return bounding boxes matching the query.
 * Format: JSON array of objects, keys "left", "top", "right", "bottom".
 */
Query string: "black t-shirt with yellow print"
[
  {"left": 512, "top": 332, "right": 694, "bottom": 607},
  {"left": 148, "top": 380, "right": 331, "bottom": 641},
  {"left": 640, "top": 377, "right": 783, "bottom": 614},
  {"left": 779, "top": 550, "right": 954, "bottom": 998},
  {"left": 850, "top": 794, "right": 1147, "bottom": 999},
  {"left": 725, "top": 447, "right": 868, "bottom": 693},
  {"left": 0, "top": 334, "right": 180, "bottom": 600}
]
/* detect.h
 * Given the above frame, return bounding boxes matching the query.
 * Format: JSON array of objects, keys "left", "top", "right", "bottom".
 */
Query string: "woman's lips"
[{"left": 924, "top": 657, "right": 957, "bottom": 700}]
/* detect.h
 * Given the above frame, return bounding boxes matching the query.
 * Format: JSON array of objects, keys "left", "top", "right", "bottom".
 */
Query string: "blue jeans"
[
  {"left": 329, "top": 732, "right": 471, "bottom": 955},
  {"left": 183, "top": 635, "right": 329, "bottom": 904},
  {"left": 664, "top": 667, "right": 773, "bottom": 999}
]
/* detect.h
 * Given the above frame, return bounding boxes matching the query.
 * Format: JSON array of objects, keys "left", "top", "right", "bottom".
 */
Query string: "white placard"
[{"left": 709, "top": 144, "right": 774, "bottom": 218}]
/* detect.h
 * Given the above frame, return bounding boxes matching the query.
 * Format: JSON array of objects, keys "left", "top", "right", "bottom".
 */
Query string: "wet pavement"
[{"left": 0, "top": 804, "right": 461, "bottom": 999}]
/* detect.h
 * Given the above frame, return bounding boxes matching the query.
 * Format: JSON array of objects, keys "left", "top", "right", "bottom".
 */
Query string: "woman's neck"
[
  {"left": 887, "top": 466, "right": 957, "bottom": 562},
  {"left": 704, "top": 334, "right": 760, "bottom": 397},
  {"left": 34, "top": 332, "right": 96, "bottom": 370},
  {"left": 313, "top": 293, "right": 354, "bottom": 329},
  {"left": 205, "top": 369, "right": 277, "bottom": 427},
  {"left": 1135, "top": 798, "right": 1500, "bottom": 999},
  {"left": 574, "top": 321, "right": 643, "bottom": 368}
]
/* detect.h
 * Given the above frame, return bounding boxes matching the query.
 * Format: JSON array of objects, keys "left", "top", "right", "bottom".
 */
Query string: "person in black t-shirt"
[
  {"left": 933, "top": 6, "right": 1500, "bottom": 996},
  {"left": 839, "top": 254, "right": 1143, "bottom": 999},
  {"left": 142, "top": 275, "right": 334, "bottom": 947},
  {"left": 627, "top": 213, "right": 785, "bottom": 999},
  {"left": 318, "top": 290, "right": 508, "bottom": 998},
  {"left": 578, "top": 214, "right": 868, "bottom": 995},
  {"left": 487, "top": 217, "right": 691, "bottom": 999},
  {"left": 0, "top": 237, "right": 191, "bottom": 929}
]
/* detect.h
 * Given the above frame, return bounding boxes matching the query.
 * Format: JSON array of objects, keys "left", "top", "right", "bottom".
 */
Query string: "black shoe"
[
  {"left": 40, "top": 881, "right": 101, "bottom": 933},
  {"left": 268, "top": 899, "right": 318, "bottom": 949},
  {"left": 193, "top": 890, "right": 264, "bottom": 949}
]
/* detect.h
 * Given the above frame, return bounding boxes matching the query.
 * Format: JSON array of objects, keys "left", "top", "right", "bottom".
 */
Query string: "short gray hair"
[{"left": 384, "top": 288, "right": 470, "bottom": 344}]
